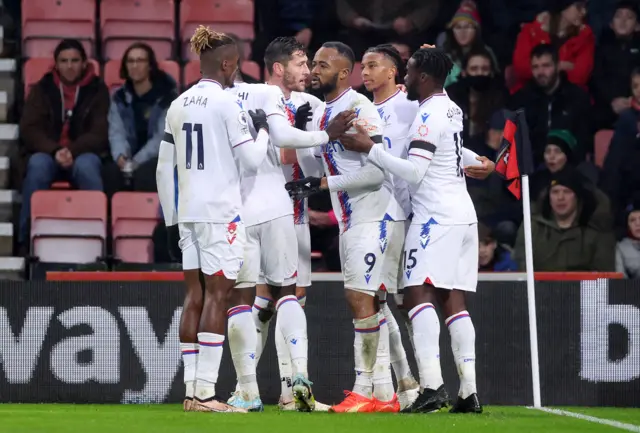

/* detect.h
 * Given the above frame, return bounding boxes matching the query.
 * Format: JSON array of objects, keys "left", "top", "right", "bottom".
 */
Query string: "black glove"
[
  {"left": 249, "top": 109, "right": 269, "bottom": 133},
  {"left": 294, "top": 102, "right": 313, "bottom": 130},
  {"left": 285, "top": 176, "right": 322, "bottom": 200}
]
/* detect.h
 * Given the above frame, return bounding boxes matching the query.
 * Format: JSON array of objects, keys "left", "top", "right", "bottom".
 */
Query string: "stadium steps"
[{"left": 0, "top": 58, "right": 24, "bottom": 279}]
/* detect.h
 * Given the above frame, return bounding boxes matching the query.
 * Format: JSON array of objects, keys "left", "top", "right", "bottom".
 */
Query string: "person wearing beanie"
[
  {"left": 531, "top": 129, "right": 578, "bottom": 199},
  {"left": 514, "top": 167, "right": 616, "bottom": 271},
  {"left": 478, "top": 223, "right": 517, "bottom": 272},
  {"left": 437, "top": 0, "right": 500, "bottom": 87},
  {"left": 616, "top": 198, "right": 640, "bottom": 278},
  {"left": 511, "top": 0, "right": 594, "bottom": 93}
]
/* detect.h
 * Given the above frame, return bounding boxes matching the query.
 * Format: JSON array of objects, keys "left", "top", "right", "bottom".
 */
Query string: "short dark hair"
[
  {"left": 530, "top": 43, "right": 558, "bottom": 64},
  {"left": 321, "top": 41, "right": 355, "bottom": 71},
  {"left": 462, "top": 47, "right": 495, "bottom": 71},
  {"left": 54, "top": 39, "right": 87, "bottom": 61},
  {"left": 264, "top": 37, "right": 307, "bottom": 75},
  {"left": 119, "top": 42, "right": 160, "bottom": 81},
  {"left": 410, "top": 47, "right": 453, "bottom": 87},
  {"left": 615, "top": 0, "right": 638, "bottom": 16},
  {"left": 365, "top": 44, "right": 406, "bottom": 82}
]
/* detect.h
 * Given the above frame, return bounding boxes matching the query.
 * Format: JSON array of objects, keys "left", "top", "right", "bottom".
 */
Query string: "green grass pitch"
[{"left": 0, "top": 405, "right": 638, "bottom": 433}]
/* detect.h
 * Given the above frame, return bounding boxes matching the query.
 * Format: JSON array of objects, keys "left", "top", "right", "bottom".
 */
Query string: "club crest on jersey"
[
  {"left": 421, "top": 113, "right": 430, "bottom": 123},
  {"left": 417, "top": 124, "right": 429, "bottom": 137},
  {"left": 420, "top": 218, "right": 439, "bottom": 249}
]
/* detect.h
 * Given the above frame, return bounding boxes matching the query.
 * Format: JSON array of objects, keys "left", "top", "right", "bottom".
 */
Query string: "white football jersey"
[
  {"left": 228, "top": 83, "right": 293, "bottom": 227},
  {"left": 310, "top": 87, "right": 402, "bottom": 232},
  {"left": 375, "top": 90, "right": 418, "bottom": 218},
  {"left": 408, "top": 93, "right": 477, "bottom": 225},
  {"left": 165, "top": 79, "right": 253, "bottom": 223},
  {"left": 280, "top": 91, "right": 323, "bottom": 225}
]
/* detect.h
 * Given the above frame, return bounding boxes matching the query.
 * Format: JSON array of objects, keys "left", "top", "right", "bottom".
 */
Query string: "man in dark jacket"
[
  {"left": 509, "top": 43, "right": 592, "bottom": 165},
  {"left": 105, "top": 42, "right": 179, "bottom": 197},
  {"left": 18, "top": 38, "right": 109, "bottom": 253}
]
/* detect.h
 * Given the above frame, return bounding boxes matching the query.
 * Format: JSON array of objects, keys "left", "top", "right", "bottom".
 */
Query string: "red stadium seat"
[
  {"left": 594, "top": 129, "right": 614, "bottom": 168},
  {"left": 349, "top": 62, "right": 363, "bottom": 88},
  {"left": 180, "top": 0, "right": 254, "bottom": 61},
  {"left": 50, "top": 181, "right": 71, "bottom": 190},
  {"left": 241, "top": 60, "right": 261, "bottom": 81},
  {"left": 184, "top": 60, "right": 201, "bottom": 87},
  {"left": 30, "top": 191, "right": 107, "bottom": 263},
  {"left": 111, "top": 192, "right": 160, "bottom": 263},
  {"left": 104, "top": 59, "right": 180, "bottom": 92},
  {"left": 23, "top": 58, "right": 100, "bottom": 96},
  {"left": 21, "top": 0, "right": 95, "bottom": 58},
  {"left": 100, "top": 0, "right": 175, "bottom": 60}
]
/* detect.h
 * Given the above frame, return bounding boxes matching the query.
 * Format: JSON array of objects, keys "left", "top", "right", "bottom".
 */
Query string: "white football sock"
[
  {"left": 373, "top": 312, "right": 394, "bottom": 402},
  {"left": 352, "top": 313, "right": 380, "bottom": 399},
  {"left": 446, "top": 311, "right": 477, "bottom": 399},
  {"left": 180, "top": 342, "right": 198, "bottom": 398},
  {"left": 394, "top": 294, "right": 414, "bottom": 350},
  {"left": 409, "top": 303, "right": 443, "bottom": 391},
  {"left": 227, "top": 305, "right": 260, "bottom": 401},
  {"left": 276, "top": 295, "right": 308, "bottom": 378},
  {"left": 275, "top": 315, "right": 294, "bottom": 402},
  {"left": 381, "top": 301, "right": 414, "bottom": 386},
  {"left": 297, "top": 295, "right": 307, "bottom": 308},
  {"left": 195, "top": 332, "right": 224, "bottom": 401},
  {"left": 252, "top": 296, "right": 272, "bottom": 364}
]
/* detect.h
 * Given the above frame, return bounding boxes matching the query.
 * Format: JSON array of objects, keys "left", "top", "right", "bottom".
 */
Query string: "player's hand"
[
  {"left": 396, "top": 84, "right": 407, "bottom": 93},
  {"left": 339, "top": 124, "right": 375, "bottom": 154},
  {"left": 325, "top": 110, "right": 356, "bottom": 140},
  {"left": 420, "top": 43, "right": 436, "bottom": 49},
  {"left": 249, "top": 109, "right": 269, "bottom": 133},
  {"left": 294, "top": 102, "right": 313, "bottom": 130},
  {"left": 285, "top": 176, "right": 322, "bottom": 200},
  {"left": 464, "top": 156, "right": 495, "bottom": 180}
]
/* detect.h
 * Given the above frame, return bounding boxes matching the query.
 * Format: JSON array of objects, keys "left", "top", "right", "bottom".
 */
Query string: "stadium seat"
[
  {"left": 111, "top": 192, "right": 160, "bottom": 263},
  {"left": 180, "top": 0, "right": 254, "bottom": 61},
  {"left": 30, "top": 190, "right": 107, "bottom": 264},
  {"left": 22, "top": 0, "right": 95, "bottom": 58},
  {"left": 349, "top": 62, "right": 363, "bottom": 88},
  {"left": 594, "top": 129, "right": 614, "bottom": 168},
  {"left": 100, "top": 0, "right": 175, "bottom": 61},
  {"left": 184, "top": 60, "right": 201, "bottom": 87},
  {"left": 241, "top": 60, "right": 261, "bottom": 81},
  {"left": 50, "top": 181, "right": 71, "bottom": 190},
  {"left": 23, "top": 58, "right": 100, "bottom": 96},
  {"left": 104, "top": 59, "right": 180, "bottom": 93}
]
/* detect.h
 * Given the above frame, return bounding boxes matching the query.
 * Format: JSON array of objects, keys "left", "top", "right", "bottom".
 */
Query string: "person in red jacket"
[{"left": 511, "top": 0, "right": 594, "bottom": 93}]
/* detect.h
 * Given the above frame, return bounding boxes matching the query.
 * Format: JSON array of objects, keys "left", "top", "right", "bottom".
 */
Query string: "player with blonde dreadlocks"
[{"left": 158, "top": 25, "right": 270, "bottom": 414}]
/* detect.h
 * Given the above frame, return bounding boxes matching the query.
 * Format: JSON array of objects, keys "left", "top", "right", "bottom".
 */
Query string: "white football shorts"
[
  {"left": 340, "top": 220, "right": 404, "bottom": 295},
  {"left": 236, "top": 214, "right": 298, "bottom": 288},
  {"left": 256, "top": 222, "right": 310, "bottom": 287},
  {"left": 179, "top": 221, "right": 245, "bottom": 279},
  {"left": 403, "top": 222, "right": 478, "bottom": 292}
]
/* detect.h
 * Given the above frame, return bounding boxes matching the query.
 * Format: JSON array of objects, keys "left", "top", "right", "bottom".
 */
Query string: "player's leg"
[
  {"left": 226, "top": 225, "right": 262, "bottom": 411},
  {"left": 400, "top": 223, "right": 454, "bottom": 413},
  {"left": 440, "top": 223, "right": 482, "bottom": 414},
  {"left": 372, "top": 291, "right": 396, "bottom": 411},
  {"left": 177, "top": 223, "right": 203, "bottom": 411},
  {"left": 330, "top": 223, "right": 381, "bottom": 413},
  {"left": 262, "top": 215, "right": 315, "bottom": 411},
  {"left": 253, "top": 282, "right": 274, "bottom": 365},
  {"left": 193, "top": 222, "right": 248, "bottom": 413}
]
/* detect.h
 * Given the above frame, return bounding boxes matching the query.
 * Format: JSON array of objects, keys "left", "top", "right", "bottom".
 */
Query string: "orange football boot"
[
  {"left": 373, "top": 394, "right": 400, "bottom": 413},
  {"left": 329, "top": 391, "right": 376, "bottom": 413}
]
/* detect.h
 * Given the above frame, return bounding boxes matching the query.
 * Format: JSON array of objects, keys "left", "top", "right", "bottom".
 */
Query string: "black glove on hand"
[
  {"left": 285, "top": 176, "right": 322, "bottom": 200},
  {"left": 249, "top": 109, "right": 269, "bottom": 133},
  {"left": 294, "top": 102, "right": 313, "bottom": 130}
]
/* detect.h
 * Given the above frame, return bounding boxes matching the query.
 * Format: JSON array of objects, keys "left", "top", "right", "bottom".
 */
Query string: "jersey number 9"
[{"left": 183, "top": 122, "right": 204, "bottom": 170}]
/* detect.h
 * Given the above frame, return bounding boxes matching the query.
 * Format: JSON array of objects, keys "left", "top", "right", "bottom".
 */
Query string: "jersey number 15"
[{"left": 183, "top": 122, "right": 204, "bottom": 170}]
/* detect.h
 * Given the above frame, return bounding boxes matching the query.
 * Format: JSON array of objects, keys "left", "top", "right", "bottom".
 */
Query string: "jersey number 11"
[{"left": 183, "top": 122, "right": 204, "bottom": 170}]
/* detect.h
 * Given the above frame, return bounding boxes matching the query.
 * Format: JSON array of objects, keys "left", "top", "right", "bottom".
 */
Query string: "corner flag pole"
[
  {"left": 495, "top": 109, "right": 541, "bottom": 407},
  {"left": 521, "top": 174, "right": 541, "bottom": 408}
]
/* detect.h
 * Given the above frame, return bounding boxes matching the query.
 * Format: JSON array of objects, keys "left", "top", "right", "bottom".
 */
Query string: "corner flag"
[{"left": 495, "top": 109, "right": 534, "bottom": 200}]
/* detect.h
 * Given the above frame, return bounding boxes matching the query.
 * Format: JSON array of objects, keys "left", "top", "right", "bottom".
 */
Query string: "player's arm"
[
  {"left": 296, "top": 146, "right": 324, "bottom": 178},
  {"left": 324, "top": 135, "right": 385, "bottom": 192},
  {"left": 156, "top": 117, "right": 178, "bottom": 226},
  {"left": 368, "top": 139, "right": 432, "bottom": 186},
  {"left": 224, "top": 99, "right": 269, "bottom": 172}
]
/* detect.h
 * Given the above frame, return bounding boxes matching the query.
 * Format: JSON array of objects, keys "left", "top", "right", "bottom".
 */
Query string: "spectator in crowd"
[
  {"left": 18, "top": 39, "right": 109, "bottom": 254},
  {"left": 591, "top": 1, "right": 640, "bottom": 130},
  {"left": 336, "top": 0, "right": 440, "bottom": 57},
  {"left": 607, "top": 67, "right": 640, "bottom": 161},
  {"left": 104, "top": 42, "right": 178, "bottom": 197},
  {"left": 390, "top": 41, "right": 411, "bottom": 62},
  {"left": 515, "top": 168, "right": 616, "bottom": 272},
  {"left": 511, "top": 0, "right": 594, "bottom": 93},
  {"left": 616, "top": 199, "right": 640, "bottom": 278},
  {"left": 446, "top": 47, "right": 508, "bottom": 144},
  {"left": 437, "top": 1, "right": 499, "bottom": 87},
  {"left": 478, "top": 223, "right": 517, "bottom": 272},
  {"left": 509, "top": 43, "right": 592, "bottom": 165}
]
